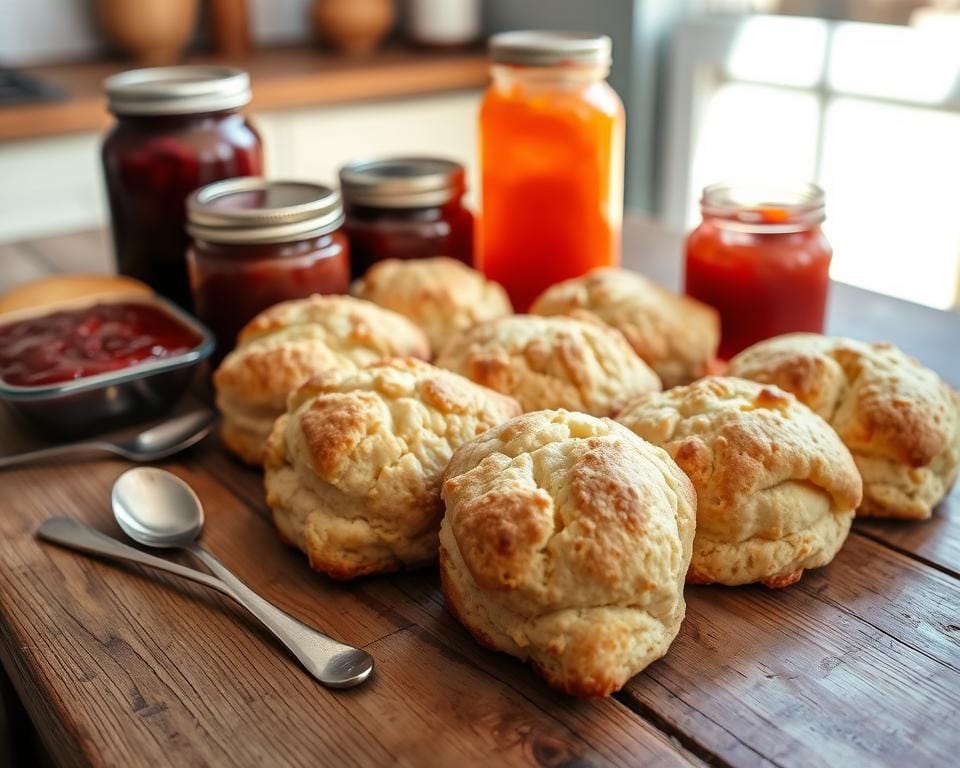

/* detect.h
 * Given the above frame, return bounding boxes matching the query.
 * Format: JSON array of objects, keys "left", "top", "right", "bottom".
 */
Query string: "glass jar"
[
  {"left": 479, "top": 31, "right": 625, "bottom": 311},
  {"left": 102, "top": 66, "right": 263, "bottom": 310},
  {"left": 339, "top": 157, "right": 474, "bottom": 278},
  {"left": 186, "top": 178, "right": 350, "bottom": 356},
  {"left": 685, "top": 183, "right": 832, "bottom": 360}
]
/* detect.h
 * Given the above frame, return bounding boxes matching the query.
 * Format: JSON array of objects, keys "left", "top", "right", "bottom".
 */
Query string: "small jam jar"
[
  {"left": 186, "top": 178, "right": 350, "bottom": 355},
  {"left": 339, "top": 157, "right": 474, "bottom": 278},
  {"left": 102, "top": 66, "right": 263, "bottom": 309},
  {"left": 685, "top": 183, "right": 832, "bottom": 360}
]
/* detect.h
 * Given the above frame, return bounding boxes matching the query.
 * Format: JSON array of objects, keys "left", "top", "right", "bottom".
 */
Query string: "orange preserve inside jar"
[
  {"left": 685, "top": 183, "right": 832, "bottom": 360},
  {"left": 479, "top": 31, "right": 625, "bottom": 311}
]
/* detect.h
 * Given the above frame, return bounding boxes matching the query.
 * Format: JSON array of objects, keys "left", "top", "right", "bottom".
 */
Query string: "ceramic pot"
[
  {"left": 312, "top": 0, "right": 395, "bottom": 55},
  {"left": 97, "top": 0, "right": 199, "bottom": 65}
]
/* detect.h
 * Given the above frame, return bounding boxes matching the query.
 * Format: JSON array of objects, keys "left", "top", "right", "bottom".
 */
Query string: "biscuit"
[
  {"left": 214, "top": 295, "right": 430, "bottom": 465},
  {"left": 435, "top": 314, "right": 660, "bottom": 416},
  {"left": 530, "top": 268, "right": 720, "bottom": 387},
  {"left": 617, "top": 376, "right": 862, "bottom": 587},
  {"left": 351, "top": 257, "right": 512, "bottom": 354},
  {"left": 728, "top": 334, "right": 960, "bottom": 519},
  {"left": 264, "top": 358, "right": 521, "bottom": 579},
  {"left": 439, "top": 409, "right": 696, "bottom": 698}
]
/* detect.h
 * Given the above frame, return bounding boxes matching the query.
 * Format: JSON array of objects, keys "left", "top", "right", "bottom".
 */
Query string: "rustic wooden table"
[{"left": 0, "top": 219, "right": 957, "bottom": 768}]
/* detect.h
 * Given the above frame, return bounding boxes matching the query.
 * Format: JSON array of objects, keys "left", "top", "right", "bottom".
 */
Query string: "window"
[{"left": 662, "top": 13, "right": 960, "bottom": 308}]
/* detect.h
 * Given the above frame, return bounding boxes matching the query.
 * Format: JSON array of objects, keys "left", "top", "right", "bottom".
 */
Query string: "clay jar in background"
[
  {"left": 96, "top": 0, "right": 199, "bottom": 65},
  {"left": 311, "top": 0, "right": 396, "bottom": 55}
]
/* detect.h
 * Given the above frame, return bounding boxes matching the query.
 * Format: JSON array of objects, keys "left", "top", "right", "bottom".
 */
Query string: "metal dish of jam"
[{"left": 0, "top": 293, "right": 214, "bottom": 436}]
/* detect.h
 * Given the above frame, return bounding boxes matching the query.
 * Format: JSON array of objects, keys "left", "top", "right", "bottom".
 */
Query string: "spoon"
[
  {"left": 111, "top": 467, "right": 373, "bottom": 688},
  {"left": 0, "top": 409, "right": 215, "bottom": 469}
]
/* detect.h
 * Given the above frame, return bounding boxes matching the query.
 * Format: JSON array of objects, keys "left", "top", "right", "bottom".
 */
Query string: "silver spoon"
[
  {"left": 0, "top": 409, "right": 215, "bottom": 469},
  {"left": 111, "top": 467, "right": 373, "bottom": 688}
]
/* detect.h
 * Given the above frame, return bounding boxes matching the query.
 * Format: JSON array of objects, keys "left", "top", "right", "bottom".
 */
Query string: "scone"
[
  {"left": 351, "top": 257, "right": 512, "bottom": 353},
  {"left": 434, "top": 314, "right": 661, "bottom": 416},
  {"left": 439, "top": 409, "right": 696, "bottom": 698},
  {"left": 214, "top": 295, "right": 430, "bottom": 465},
  {"left": 264, "top": 358, "right": 520, "bottom": 579},
  {"left": 728, "top": 334, "right": 960, "bottom": 519},
  {"left": 530, "top": 267, "right": 720, "bottom": 387},
  {"left": 616, "top": 377, "right": 862, "bottom": 588}
]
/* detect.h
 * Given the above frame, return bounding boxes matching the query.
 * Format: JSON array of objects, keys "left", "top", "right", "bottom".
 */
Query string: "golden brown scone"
[
  {"left": 434, "top": 314, "right": 661, "bottom": 416},
  {"left": 728, "top": 334, "right": 960, "bottom": 520},
  {"left": 530, "top": 267, "right": 720, "bottom": 387},
  {"left": 0, "top": 274, "right": 151, "bottom": 315},
  {"left": 214, "top": 295, "right": 430, "bottom": 465},
  {"left": 264, "top": 358, "right": 520, "bottom": 579},
  {"left": 351, "top": 257, "right": 512, "bottom": 354},
  {"left": 616, "top": 377, "right": 862, "bottom": 588},
  {"left": 439, "top": 409, "right": 696, "bottom": 698}
]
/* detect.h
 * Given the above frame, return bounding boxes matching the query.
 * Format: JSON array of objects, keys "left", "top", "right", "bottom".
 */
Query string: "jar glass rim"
[{"left": 701, "top": 182, "right": 825, "bottom": 228}]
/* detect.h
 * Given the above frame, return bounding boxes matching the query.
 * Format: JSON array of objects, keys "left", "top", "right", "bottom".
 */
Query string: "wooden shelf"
[{"left": 0, "top": 45, "right": 489, "bottom": 143}]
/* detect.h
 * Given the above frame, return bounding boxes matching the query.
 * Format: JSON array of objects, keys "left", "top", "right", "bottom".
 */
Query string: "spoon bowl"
[
  {"left": 112, "top": 466, "right": 204, "bottom": 547},
  {"left": 111, "top": 467, "right": 373, "bottom": 688}
]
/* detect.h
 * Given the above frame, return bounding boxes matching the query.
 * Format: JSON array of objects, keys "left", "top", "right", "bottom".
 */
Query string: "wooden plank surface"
[
  {"left": 0, "top": 46, "right": 487, "bottom": 143},
  {"left": 0, "top": 220, "right": 958, "bottom": 767}
]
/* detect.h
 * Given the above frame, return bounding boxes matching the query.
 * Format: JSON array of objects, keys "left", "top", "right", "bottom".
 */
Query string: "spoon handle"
[
  {"left": 36, "top": 517, "right": 231, "bottom": 598},
  {"left": 0, "top": 442, "right": 115, "bottom": 469},
  {"left": 187, "top": 543, "right": 372, "bottom": 687}
]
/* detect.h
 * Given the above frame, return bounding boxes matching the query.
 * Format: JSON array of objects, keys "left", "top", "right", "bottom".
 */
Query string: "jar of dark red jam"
[
  {"left": 102, "top": 66, "right": 263, "bottom": 310},
  {"left": 339, "top": 157, "right": 474, "bottom": 278},
  {"left": 186, "top": 178, "right": 350, "bottom": 356},
  {"left": 685, "top": 182, "right": 832, "bottom": 360}
]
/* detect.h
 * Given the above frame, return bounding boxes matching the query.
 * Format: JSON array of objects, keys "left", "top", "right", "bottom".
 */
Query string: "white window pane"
[
  {"left": 687, "top": 83, "right": 820, "bottom": 225},
  {"left": 828, "top": 23, "right": 960, "bottom": 105},
  {"left": 726, "top": 16, "right": 827, "bottom": 87},
  {"left": 820, "top": 97, "right": 960, "bottom": 308}
]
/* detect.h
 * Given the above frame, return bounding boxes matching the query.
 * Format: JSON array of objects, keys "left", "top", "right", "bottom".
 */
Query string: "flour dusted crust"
[
  {"left": 434, "top": 314, "right": 661, "bottom": 416},
  {"left": 728, "top": 334, "right": 960, "bottom": 519},
  {"left": 530, "top": 267, "right": 720, "bottom": 387},
  {"left": 439, "top": 409, "right": 696, "bottom": 698},
  {"left": 351, "top": 257, "right": 512, "bottom": 354},
  {"left": 264, "top": 358, "right": 520, "bottom": 579},
  {"left": 214, "top": 295, "right": 430, "bottom": 466},
  {"left": 616, "top": 377, "right": 862, "bottom": 587}
]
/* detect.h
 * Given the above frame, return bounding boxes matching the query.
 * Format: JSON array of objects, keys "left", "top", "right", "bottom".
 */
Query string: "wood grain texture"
[{"left": 0, "top": 46, "right": 487, "bottom": 142}]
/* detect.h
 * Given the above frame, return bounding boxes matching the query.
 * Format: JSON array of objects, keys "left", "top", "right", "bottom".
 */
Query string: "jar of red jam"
[
  {"left": 339, "top": 157, "right": 474, "bottom": 278},
  {"left": 186, "top": 178, "right": 350, "bottom": 356},
  {"left": 102, "top": 66, "right": 263, "bottom": 310},
  {"left": 685, "top": 183, "right": 832, "bottom": 360}
]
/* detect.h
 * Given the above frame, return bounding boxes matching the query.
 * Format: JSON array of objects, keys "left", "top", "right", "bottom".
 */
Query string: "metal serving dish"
[{"left": 0, "top": 293, "right": 214, "bottom": 437}]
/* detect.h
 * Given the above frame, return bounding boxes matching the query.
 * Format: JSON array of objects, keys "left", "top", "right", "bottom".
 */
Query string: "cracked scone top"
[
  {"left": 439, "top": 409, "right": 696, "bottom": 698},
  {"left": 434, "top": 314, "right": 661, "bottom": 416},
  {"left": 264, "top": 358, "right": 521, "bottom": 579},
  {"left": 530, "top": 267, "right": 720, "bottom": 387},
  {"left": 351, "top": 257, "right": 513, "bottom": 353},
  {"left": 728, "top": 333, "right": 960, "bottom": 519},
  {"left": 616, "top": 376, "right": 862, "bottom": 588},
  {"left": 214, "top": 294, "right": 430, "bottom": 465}
]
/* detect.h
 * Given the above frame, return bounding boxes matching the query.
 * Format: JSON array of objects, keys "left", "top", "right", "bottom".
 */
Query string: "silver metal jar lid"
[
  {"left": 339, "top": 157, "right": 466, "bottom": 209},
  {"left": 104, "top": 66, "right": 252, "bottom": 116},
  {"left": 489, "top": 30, "right": 612, "bottom": 68},
  {"left": 187, "top": 178, "right": 344, "bottom": 244}
]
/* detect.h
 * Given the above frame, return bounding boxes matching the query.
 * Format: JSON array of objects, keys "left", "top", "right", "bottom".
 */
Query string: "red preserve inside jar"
[
  {"left": 102, "top": 66, "right": 263, "bottom": 309},
  {"left": 0, "top": 302, "right": 201, "bottom": 387},
  {"left": 187, "top": 178, "right": 351, "bottom": 356},
  {"left": 685, "top": 183, "right": 832, "bottom": 360},
  {"left": 339, "top": 157, "right": 474, "bottom": 278}
]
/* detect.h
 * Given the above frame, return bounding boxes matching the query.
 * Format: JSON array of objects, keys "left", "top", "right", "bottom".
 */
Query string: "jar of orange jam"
[
  {"left": 685, "top": 183, "right": 832, "bottom": 360},
  {"left": 479, "top": 31, "right": 625, "bottom": 311}
]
